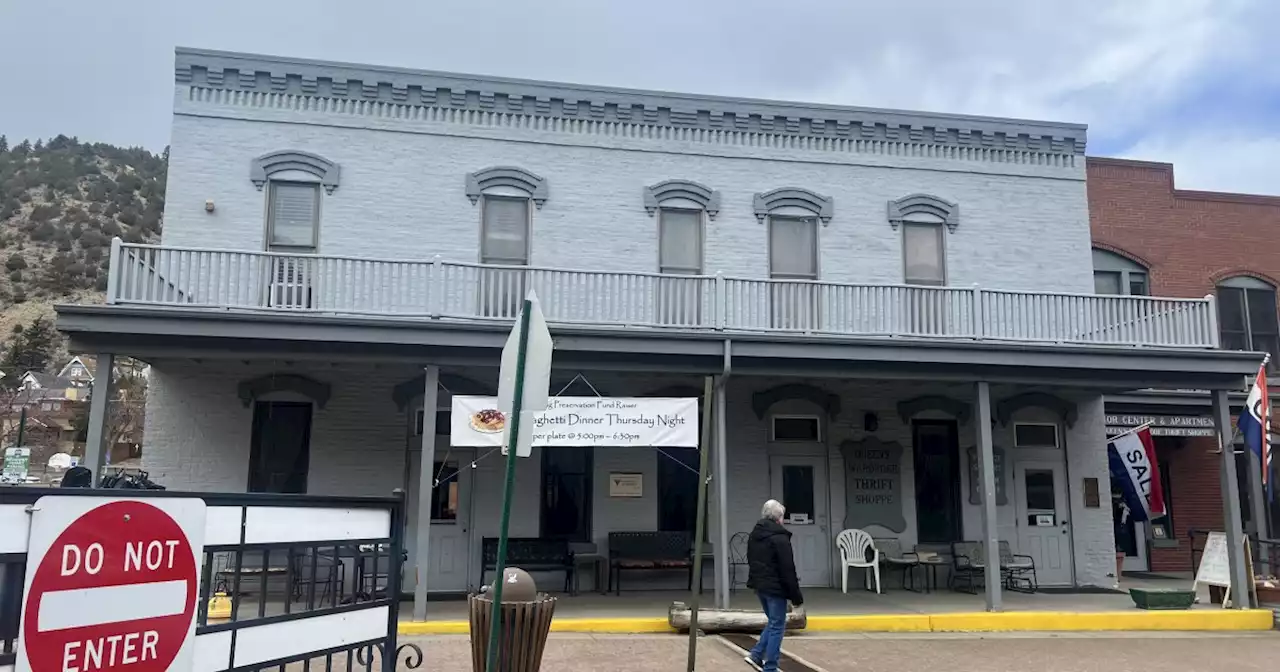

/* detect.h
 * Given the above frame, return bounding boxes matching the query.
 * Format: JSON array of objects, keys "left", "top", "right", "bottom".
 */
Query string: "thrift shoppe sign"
[{"left": 450, "top": 396, "right": 699, "bottom": 448}]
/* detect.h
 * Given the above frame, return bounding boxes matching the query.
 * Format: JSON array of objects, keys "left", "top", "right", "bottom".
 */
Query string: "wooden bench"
[
  {"left": 480, "top": 537, "right": 573, "bottom": 593},
  {"left": 608, "top": 531, "right": 696, "bottom": 595}
]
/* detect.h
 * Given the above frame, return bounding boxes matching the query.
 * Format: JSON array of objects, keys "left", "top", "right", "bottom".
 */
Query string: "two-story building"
[
  {"left": 56, "top": 48, "right": 1259, "bottom": 615},
  {"left": 1090, "top": 157, "right": 1280, "bottom": 574}
]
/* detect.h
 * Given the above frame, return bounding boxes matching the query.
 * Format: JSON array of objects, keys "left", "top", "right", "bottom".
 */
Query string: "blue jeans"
[{"left": 750, "top": 592, "right": 787, "bottom": 672}]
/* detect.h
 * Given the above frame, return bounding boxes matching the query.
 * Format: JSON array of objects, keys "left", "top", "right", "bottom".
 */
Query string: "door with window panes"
[
  {"left": 657, "top": 208, "right": 703, "bottom": 326},
  {"left": 479, "top": 195, "right": 530, "bottom": 319},
  {"left": 405, "top": 405, "right": 473, "bottom": 593},
  {"left": 768, "top": 216, "right": 820, "bottom": 330},
  {"left": 265, "top": 181, "right": 321, "bottom": 309}
]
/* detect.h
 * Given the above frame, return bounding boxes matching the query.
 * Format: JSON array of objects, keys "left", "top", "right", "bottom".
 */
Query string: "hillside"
[{"left": 0, "top": 135, "right": 166, "bottom": 361}]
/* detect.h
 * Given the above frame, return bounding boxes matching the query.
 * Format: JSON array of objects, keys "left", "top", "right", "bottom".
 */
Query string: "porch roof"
[{"left": 56, "top": 304, "right": 1260, "bottom": 391}]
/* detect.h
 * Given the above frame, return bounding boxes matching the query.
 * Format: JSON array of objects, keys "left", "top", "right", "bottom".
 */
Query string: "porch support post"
[
  {"left": 714, "top": 375, "right": 731, "bottom": 608},
  {"left": 974, "top": 381, "right": 1002, "bottom": 611},
  {"left": 1212, "top": 389, "right": 1250, "bottom": 607},
  {"left": 83, "top": 353, "right": 116, "bottom": 487},
  {"left": 412, "top": 365, "right": 440, "bottom": 622}
]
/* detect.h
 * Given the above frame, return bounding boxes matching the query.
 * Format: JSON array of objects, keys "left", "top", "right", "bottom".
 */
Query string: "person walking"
[{"left": 744, "top": 499, "right": 803, "bottom": 671}]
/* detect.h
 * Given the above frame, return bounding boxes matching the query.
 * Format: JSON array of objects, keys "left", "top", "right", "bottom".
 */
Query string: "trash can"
[{"left": 468, "top": 568, "right": 557, "bottom": 672}]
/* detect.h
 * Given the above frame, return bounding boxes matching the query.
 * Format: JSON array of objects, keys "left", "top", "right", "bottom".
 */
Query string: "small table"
[
  {"left": 572, "top": 552, "right": 606, "bottom": 595},
  {"left": 916, "top": 555, "right": 947, "bottom": 593}
]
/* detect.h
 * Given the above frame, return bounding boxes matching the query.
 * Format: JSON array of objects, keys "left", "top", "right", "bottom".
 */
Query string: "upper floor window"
[
  {"left": 645, "top": 179, "right": 718, "bottom": 276},
  {"left": 250, "top": 150, "right": 341, "bottom": 253},
  {"left": 754, "top": 187, "right": 831, "bottom": 281},
  {"left": 888, "top": 194, "right": 957, "bottom": 286},
  {"left": 1091, "top": 248, "right": 1148, "bottom": 296},
  {"left": 466, "top": 166, "right": 548, "bottom": 267},
  {"left": 1217, "top": 275, "right": 1279, "bottom": 365}
]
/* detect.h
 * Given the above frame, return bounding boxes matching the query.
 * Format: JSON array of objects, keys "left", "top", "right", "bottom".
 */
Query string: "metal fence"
[
  {"left": 0, "top": 488, "right": 419, "bottom": 672},
  {"left": 106, "top": 239, "right": 1221, "bottom": 348}
]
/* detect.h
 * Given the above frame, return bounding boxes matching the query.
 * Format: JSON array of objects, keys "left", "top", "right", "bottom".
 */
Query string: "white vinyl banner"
[{"left": 451, "top": 396, "right": 699, "bottom": 448}]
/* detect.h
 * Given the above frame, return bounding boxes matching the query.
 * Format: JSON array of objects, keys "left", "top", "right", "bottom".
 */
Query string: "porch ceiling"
[{"left": 57, "top": 304, "right": 1260, "bottom": 391}]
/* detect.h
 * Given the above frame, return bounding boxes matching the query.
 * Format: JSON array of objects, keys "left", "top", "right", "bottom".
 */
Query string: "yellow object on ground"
[{"left": 206, "top": 592, "right": 232, "bottom": 620}]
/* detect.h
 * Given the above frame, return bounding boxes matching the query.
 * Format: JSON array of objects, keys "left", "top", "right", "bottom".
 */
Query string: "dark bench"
[
  {"left": 480, "top": 537, "right": 573, "bottom": 593},
  {"left": 608, "top": 531, "right": 698, "bottom": 595}
]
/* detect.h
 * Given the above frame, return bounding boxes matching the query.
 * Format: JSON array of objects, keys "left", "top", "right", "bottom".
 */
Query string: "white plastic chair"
[{"left": 836, "top": 529, "right": 881, "bottom": 594}]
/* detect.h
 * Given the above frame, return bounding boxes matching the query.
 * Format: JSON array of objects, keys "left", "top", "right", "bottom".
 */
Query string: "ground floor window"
[
  {"left": 248, "top": 401, "right": 312, "bottom": 494},
  {"left": 541, "top": 446, "right": 593, "bottom": 542},
  {"left": 913, "top": 420, "right": 961, "bottom": 543},
  {"left": 657, "top": 447, "right": 700, "bottom": 533}
]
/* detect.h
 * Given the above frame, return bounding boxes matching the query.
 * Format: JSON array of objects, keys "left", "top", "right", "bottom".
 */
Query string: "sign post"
[
  {"left": 16, "top": 496, "right": 206, "bottom": 672},
  {"left": 486, "top": 292, "right": 552, "bottom": 672}
]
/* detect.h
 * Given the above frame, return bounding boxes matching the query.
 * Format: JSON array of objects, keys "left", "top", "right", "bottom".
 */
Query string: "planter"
[
  {"left": 1129, "top": 588, "right": 1195, "bottom": 610},
  {"left": 1257, "top": 585, "right": 1280, "bottom": 606}
]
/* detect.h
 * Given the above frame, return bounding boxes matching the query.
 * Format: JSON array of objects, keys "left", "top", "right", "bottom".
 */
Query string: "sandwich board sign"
[{"left": 16, "top": 496, "right": 206, "bottom": 672}]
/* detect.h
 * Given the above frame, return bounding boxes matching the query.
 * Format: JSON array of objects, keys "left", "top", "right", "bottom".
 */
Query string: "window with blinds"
[
  {"left": 479, "top": 195, "right": 530, "bottom": 318},
  {"left": 1217, "top": 279, "right": 1279, "bottom": 369},
  {"left": 768, "top": 216, "right": 819, "bottom": 330},
  {"left": 657, "top": 209, "right": 703, "bottom": 326},
  {"left": 267, "top": 182, "right": 320, "bottom": 250},
  {"left": 903, "top": 223, "right": 945, "bottom": 285}
]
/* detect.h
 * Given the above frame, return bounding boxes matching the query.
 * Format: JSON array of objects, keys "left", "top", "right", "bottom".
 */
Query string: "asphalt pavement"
[{"left": 404, "top": 631, "right": 1280, "bottom": 671}]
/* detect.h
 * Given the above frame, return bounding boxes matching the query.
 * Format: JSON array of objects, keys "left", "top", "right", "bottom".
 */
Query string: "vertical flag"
[
  {"left": 1107, "top": 425, "right": 1166, "bottom": 521},
  {"left": 1238, "top": 361, "right": 1272, "bottom": 502}
]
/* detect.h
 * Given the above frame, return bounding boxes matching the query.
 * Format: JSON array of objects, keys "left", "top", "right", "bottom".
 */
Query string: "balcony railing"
[{"left": 104, "top": 240, "right": 1222, "bottom": 349}]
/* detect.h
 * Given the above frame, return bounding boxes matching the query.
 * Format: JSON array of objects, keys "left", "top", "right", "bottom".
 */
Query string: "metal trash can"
[{"left": 468, "top": 569, "right": 557, "bottom": 672}]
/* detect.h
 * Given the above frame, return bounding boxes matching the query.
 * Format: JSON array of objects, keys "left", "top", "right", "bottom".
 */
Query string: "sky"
[{"left": 1, "top": 0, "right": 1277, "bottom": 194}]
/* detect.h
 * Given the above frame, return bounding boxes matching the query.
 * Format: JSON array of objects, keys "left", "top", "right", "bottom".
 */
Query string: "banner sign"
[
  {"left": 450, "top": 396, "right": 699, "bottom": 448},
  {"left": 1107, "top": 425, "right": 1167, "bottom": 522}
]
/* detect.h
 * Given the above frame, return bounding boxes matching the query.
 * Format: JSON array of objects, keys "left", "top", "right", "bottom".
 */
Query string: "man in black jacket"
[{"left": 744, "top": 499, "right": 803, "bottom": 671}]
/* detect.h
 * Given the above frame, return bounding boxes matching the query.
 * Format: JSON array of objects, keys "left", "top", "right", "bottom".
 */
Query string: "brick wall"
[{"left": 1088, "top": 157, "right": 1280, "bottom": 572}]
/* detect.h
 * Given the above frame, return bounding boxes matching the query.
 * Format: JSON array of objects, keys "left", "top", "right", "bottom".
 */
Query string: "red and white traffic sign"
[{"left": 16, "top": 496, "right": 206, "bottom": 672}]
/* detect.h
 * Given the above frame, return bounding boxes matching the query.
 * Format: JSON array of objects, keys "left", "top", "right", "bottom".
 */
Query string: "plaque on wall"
[
  {"left": 1083, "top": 477, "right": 1101, "bottom": 508},
  {"left": 840, "top": 437, "right": 906, "bottom": 533},
  {"left": 965, "top": 445, "right": 1008, "bottom": 505}
]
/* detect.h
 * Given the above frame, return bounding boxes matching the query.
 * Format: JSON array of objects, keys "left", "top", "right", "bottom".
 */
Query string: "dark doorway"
[
  {"left": 913, "top": 419, "right": 962, "bottom": 543},
  {"left": 248, "top": 401, "right": 313, "bottom": 493},
  {"left": 541, "top": 447, "right": 593, "bottom": 542},
  {"left": 658, "top": 447, "right": 700, "bottom": 533}
]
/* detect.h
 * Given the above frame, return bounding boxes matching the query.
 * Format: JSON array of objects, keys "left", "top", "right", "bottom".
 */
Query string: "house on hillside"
[{"left": 55, "top": 48, "right": 1259, "bottom": 611}]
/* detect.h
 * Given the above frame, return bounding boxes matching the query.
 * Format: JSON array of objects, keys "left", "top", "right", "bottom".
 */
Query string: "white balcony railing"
[{"left": 104, "top": 240, "right": 1222, "bottom": 349}]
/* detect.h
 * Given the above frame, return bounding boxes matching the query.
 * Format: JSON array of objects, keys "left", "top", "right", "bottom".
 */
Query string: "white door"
[
  {"left": 407, "top": 448, "right": 472, "bottom": 593},
  {"left": 769, "top": 456, "right": 831, "bottom": 587},
  {"left": 1014, "top": 460, "right": 1073, "bottom": 586}
]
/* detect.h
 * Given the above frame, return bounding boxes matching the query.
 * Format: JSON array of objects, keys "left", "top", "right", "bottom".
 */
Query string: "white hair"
[{"left": 761, "top": 499, "right": 786, "bottom": 522}]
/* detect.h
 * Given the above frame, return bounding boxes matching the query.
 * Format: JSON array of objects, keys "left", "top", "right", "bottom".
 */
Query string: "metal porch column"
[
  {"left": 413, "top": 365, "right": 440, "bottom": 621},
  {"left": 82, "top": 352, "right": 116, "bottom": 487},
  {"left": 1212, "top": 389, "right": 1251, "bottom": 607},
  {"left": 714, "top": 375, "right": 731, "bottom": 608},
  {"left": 974, "top": 381, "right": 1002, "bottom": 611}
]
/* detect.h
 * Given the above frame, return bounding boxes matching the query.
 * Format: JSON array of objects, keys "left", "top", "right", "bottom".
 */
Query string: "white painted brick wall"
[
  {"left": 145, "top": 362, "right": 1114, "bottom": 589},
  {"left": 164, "top": 91, "right": 1092, "bottom": 294}
]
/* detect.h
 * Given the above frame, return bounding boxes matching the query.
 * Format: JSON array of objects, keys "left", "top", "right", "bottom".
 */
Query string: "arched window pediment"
[
  {"left": 643, "top": 180, "right": 721, "bottom": 219},
  {"left": 887, "top": 193, "right": 959, "bottom": 232},
  {"left": 753, "top": 187, "right": 834, "bottom": 225},
  {"left": 250, "top": 150, "right": 341, "bottom": 194},
  {"left": 465, "top": 166, "right": 549, "bottom": 208},
  {"left": 237, "top": 373, "right": 332, "bottom": 409}
]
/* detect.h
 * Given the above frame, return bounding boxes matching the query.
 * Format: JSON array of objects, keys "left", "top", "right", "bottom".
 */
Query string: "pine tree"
[
  {"left": 0, "top": 135, "right": 8, "bottom": 153},
  {"left": 1, "top": 318, "right": 57, "bottom": 384}
]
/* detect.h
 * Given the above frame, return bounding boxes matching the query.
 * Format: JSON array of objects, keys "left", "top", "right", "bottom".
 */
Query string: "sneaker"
[{"left": 743, "top": 654, "right": 764, "bottom": 671}]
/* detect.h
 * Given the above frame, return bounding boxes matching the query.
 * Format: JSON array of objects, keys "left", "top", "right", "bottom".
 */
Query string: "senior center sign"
[{"left": 451, "top": 395, "right": 699, "bottom": 447}]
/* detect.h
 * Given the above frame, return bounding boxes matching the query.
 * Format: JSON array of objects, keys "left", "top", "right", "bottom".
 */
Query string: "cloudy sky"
[{"left": 2, "top": 0, "right": 1277, "bottom": 194}]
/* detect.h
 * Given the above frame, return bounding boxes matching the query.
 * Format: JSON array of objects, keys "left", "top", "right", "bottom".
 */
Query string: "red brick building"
[{"left": 1089, "top": 157, "right": 1278, "bottom": 573}]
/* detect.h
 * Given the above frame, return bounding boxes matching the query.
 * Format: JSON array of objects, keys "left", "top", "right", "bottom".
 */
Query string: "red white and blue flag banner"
[
  {"left": 1238, "top": 361, "right": 1273, "bottom": 502},
  {"left": 1107, "top": 425, "right": 1166, "bottom": 522}
]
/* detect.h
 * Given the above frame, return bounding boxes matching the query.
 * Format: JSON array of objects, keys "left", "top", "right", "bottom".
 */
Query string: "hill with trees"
[{"left": 0, "top": 134, "right": 166, "bottom": 369}]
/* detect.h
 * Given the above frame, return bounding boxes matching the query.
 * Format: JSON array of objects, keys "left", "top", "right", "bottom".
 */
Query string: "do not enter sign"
[{"left": 17, "top": 497, "right": 207, "bottom": 672}]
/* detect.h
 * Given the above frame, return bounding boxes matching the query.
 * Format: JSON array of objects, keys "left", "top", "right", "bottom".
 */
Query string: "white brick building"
[{"left": 57, "top": 48, "right": 1259, "bottom": 613}]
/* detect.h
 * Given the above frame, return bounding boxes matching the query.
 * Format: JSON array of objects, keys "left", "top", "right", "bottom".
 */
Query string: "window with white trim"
[
  {"left": 770, "top": 415, "right": 822, "bottom": 442},
  {"left": 1217, "top": 275, "right": 1279, "bottom": 368},
  {"left": 1014, "top": 423, "right": 1059, "bottom": 448},
  {"left": 267, "top": 182, "right": 320, "bottom": 252},
  {"left": 903, "top": 221, "right": 946, "bottom": 286},
  {"left": 657, "top": 207, "right": 704, "bottom": 326}
]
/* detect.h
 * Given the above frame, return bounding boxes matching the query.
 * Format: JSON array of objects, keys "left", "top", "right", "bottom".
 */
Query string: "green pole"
[
  {"left": 685, "top": 376, "right": 715, "bottom": 672},
  {"left": 16, "top": 406, "right": 26, "bottom": 447},
  {"left": 485, "top": 298, "right": 533, "bottom": 672}
]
